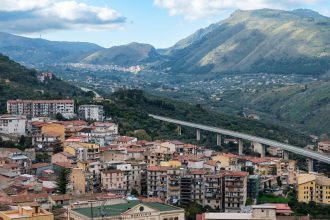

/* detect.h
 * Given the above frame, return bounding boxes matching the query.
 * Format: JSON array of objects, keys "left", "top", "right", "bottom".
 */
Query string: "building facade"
[
  {"left": 0, "top": 115, "right": 27, "bottom": 136},
  {"left": 7, "top": 99, "right": 74, "bottom": 118},
  {"left": 78, "top": 105, "right": 104, "bottom": 121}
]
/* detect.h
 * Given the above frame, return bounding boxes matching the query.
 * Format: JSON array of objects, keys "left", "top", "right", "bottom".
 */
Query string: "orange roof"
[
  {"left": 11, "top": 193, "right": 48, "bottom": 203},
  {"left": 147, "top": 166, "right": 170, "bottom": 172},
  {"left": 116, "top": 136, "right": 136, "bottom": 142},
  {"left": 126, "top": 148, "right": 144, "bottom": 153},
  {"left": 169, "top": 140, "right": 185, "bottom": 145},
  {"left": 31, "top": 163, "right": 51, "bottom": 169},
  {"left": 50, "top": 194, "right": 71, "bottom": 201},
  {"left": 224, "top": 171, "right": 249, "bottom": 177},
  {"left": 43, "top": 131, "right": 61, "bottom": 137},
  {"left": 204, "top": 160, "right": 219, "bottom": 167},
  {"left": 59, "top": 120, "right": 87, "bottom": 126},
  {"left": 0, "top": 163, "right": 19, "bottom": 168},
  {"left": 222, "top": 153, "right": 238, "bottom": 158},
  {"left": 191, "top": 169, "right": 209, "bottom": 175},
  {"left": 139, "top": 197, "right": 163, "bottom": 203},
  {"left": 184, "top": 144, "right": 197, "bottom": 149},
  {"left": 54, "top": 162, "right": 74, "bottom": 169}
]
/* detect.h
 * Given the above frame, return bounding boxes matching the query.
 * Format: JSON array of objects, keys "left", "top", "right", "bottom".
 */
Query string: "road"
[{"left": 149, "top": 114, "right": 330, "bottom": 164}]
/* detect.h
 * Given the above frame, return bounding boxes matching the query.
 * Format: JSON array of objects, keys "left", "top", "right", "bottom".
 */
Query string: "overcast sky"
[{"left": 1, "top": 0, "right": 329, "bottom": 48}]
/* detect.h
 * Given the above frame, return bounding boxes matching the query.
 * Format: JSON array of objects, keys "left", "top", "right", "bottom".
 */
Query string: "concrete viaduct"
[{"left": 149, "top": 114, "right": 330, "bottom": 172}]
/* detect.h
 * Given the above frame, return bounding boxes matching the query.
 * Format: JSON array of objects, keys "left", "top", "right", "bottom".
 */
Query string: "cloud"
[
  {"left": 0, "top": 0, "right": 126, "bottom": 33},
  {"left": 154, "top": 0, "right": 326, "bottom": 19}
]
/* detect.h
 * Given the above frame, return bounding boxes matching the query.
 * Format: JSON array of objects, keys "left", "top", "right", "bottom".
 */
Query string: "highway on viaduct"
[{"left": 149, "top": 114, "right": 330, "bottom": 165}]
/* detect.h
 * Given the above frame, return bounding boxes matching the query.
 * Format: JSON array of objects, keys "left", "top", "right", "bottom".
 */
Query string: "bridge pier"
[
  {"left": 177, "top": 125, "right": 182, "bottom": 135},
  {"left": 238, "top": 139, "right": 243, "bottom": 156},
  {"left": 306, "top": 158, "right": 314, "bottom": 173},
  {"left": 260, "top": 144, "right": 265, "bottom": 157},
  {"left": 216, "top": 133, "right": 222, "bottom": 146},
  {"left": 196, "top": 129, "right": 201, "bottom": 141},
  {"left": 283, "top": 151, "right": 289, "bottom": 160}
]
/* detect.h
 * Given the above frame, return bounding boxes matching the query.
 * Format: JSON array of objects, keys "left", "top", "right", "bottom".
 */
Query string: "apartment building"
[
  {"left": 64, "top": 142, "right": 100, "bottom": 161},
  {"left": 0, "top": 115, "right": 27, "bottom": 136},
  {"left": 167, "top": 167, "right": 184, "bottom": 205},
  {"left": 224, "top": 171, "right": 248, "bottom": 213},
  {"left": 7, "top": 99, "right": 74, "bottom": 118},
  {"left": 147, "top": 166, "right": 169, "bottom": 202},
  {"left": 101, "top": 169, "right": 127, "bottom": 194},
  {"left": 78, "top": 105, "right": 104, "bottom": 121},
  {"left": 70, "top": 168, "right": 94, "bottom": 194},
  {"left": 204, "top": 173, "right": 223, "bottom": 210},
  {"left": 79, "top": 122, "right": 118, "bottom": 146},
  {"left": 191, "top": 169, "right": 208, "bottom": 205},
  {"left": 297, "top": 173, "right": 330, "bottom": 204}
]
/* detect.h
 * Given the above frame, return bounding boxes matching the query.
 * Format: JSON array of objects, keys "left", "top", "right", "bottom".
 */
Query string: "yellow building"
[
  {"left": 0, "top": 205, "right": 53, "bottom": 220},
  {"left": 160, "top": 160, "right": 181, "bottom": 168},
  {"left": 41, "top": 123, "right": 65, "bottom": 143},
  {"left": 68, "top": 200, "right": 184, "bottom": 220},
  {"left": 64, "top": 142, "right": 100, "bottom": 161},
  {"left": 298, "top": 173, "right": 330, "bottom": 204},
  {"left": 212, "top": 153, "right": 238, "bottom": 171}
]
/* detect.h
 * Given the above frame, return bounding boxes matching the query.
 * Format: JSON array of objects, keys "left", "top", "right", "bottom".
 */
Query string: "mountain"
[
  {"left": 0, "top": 54, "right": 88, "bottom": 112},
  {"left": 81, "top": 42, "right": 162, "bottom": 66},
  {"left": 163, "top": 9, "right": 330, "bottom": 75},
  {"left": 0, "top": 32, "right": 103, "bottom": 65}
]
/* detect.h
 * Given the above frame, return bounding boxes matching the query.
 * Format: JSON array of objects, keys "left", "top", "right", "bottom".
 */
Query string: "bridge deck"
[{"left": 149, "top": 114, "right": 330, "bottom": 164}]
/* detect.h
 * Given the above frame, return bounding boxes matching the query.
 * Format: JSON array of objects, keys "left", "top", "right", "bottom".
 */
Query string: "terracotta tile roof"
[
  {"left": 222, "top": 153, "right": 239, "bottom": 158},
  {"left": 43, "top": 131, "right": 61, "bottom": 137},
  {"left": 54, "top": 162, "right": 75, "bottom": 169},
  {"left": 50, "top": 194, "right": 71, "bottom": 201},
  {"left": 147, "top": 166, "right": 170, "bottom": 172},
  {"left": 126, "top": 148, "right": 144, "bottom": 153},
  {"left": 139, "top": 197, "right": 163, "bottom": 203},
  {"left": 224, "top": 171, "right": 249, "bottom": 177},
  {"left": 116, "top": 136, "right": 136, "bottom": 142},
  {"left": 31, "top": 163, "right": 51, "bottom": 169},
  {"left": 204, "top": 160, "right": 219, "bottom": 167},
  {"left": 169, "top": 140, "right": 184, "bottom": 145},
  {"left": 11, "top": 193, "right": 48, "bottom": 203},
  {"left": 59, "top": 120, "right": 87, "bottom": 126},
  {"left": 191, "top": 169, "right": 209, "bottom": 175},
  {"left": 0, "top": 163, "right": 19, "bottom": 168},
  {"left": 184, "top": 144, "right": 197, "bottom": 149}
]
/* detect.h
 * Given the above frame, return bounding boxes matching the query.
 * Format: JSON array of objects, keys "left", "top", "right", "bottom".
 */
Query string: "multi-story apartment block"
[
  {"left": 70, "top": 168, "right": 94, "bottom": 194},
  {"left": 147, "top": 166, "right": 169, "bottom": 202},
  {"left": 101, "top": 169, "right": 127, "bottom": 194},
  {"left": 79, "top": 122, "right": 118, "bottom": 146},
  {"left": 78, "top": 105, "right": 104, "bottom": 121},
  {"left": 167, "top": 167, "right": 184, "bottom": 205},
  {"left": 0, "top": 115, "right": 27, "bottom": 136},
  {"left": 204, "top": 173, "right": 223, "bottom": 210},
  {"left": 7, "top": 99, "right": 75, "bottom": 118},
  {"left": 224, "top": 171, "right": 248, "bottom": 213},
  {"left": 247, "top": 175, "right": 260, "bottom": 200},
  {"left": 191, "top": 169, "right": 208, "bottom": 204},
  {"left": 297, "top": 173, "right": 330, "bottom": 204},
  {"left": 180, "top": 175, "right": 192, "bottom": 206}
]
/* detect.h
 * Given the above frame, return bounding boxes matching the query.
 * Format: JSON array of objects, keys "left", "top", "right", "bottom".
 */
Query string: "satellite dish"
[{"left": 37, "top": 144, "right": 43, "bottom": 149}]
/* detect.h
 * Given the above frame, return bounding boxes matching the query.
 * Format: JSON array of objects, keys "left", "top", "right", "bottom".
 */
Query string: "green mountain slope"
[
  {"left": 163, "top": 9, "right": 330, "bottom": 75},
  {"left": 81, "top": 42, "right": 162, "bottom": 66},
  {"left": 215, "top": 80, "right": 330, "bottom": 135},
  {"left": 0, "top": 54, "right": 87, "bottom": 112},
  {"left": 0, "top": 32, "right": 103, "bottom": 65}
]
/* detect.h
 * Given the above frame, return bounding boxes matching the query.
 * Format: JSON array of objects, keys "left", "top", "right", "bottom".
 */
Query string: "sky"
[{"left": 1, "top": 0, "right": 330, "bottom": 48}]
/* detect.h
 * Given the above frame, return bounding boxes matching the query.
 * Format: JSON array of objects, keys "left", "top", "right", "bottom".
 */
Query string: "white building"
[
  {"left": 79, "top": 122, "right": 119, "bottom": 146},
  {"left": 7, "top": 99, "right": 75, "bottom": 118},
  {"left": 0, "top": 115, "right": 27, "bottom": 136},
  {"left": 78, "top": 105, "right": 104, "bottom": 121}
]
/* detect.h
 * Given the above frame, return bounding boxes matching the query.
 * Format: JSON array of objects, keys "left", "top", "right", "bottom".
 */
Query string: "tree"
[
  {"left": 56, "top": 113, "right": 66, "bottom": 121},
  {"left": 36, "top": 152, "right": 50, "bottom": 162},
  {"left": 277, "top": 176, "right": 282, "bottom": 187},
  {"left": 18, "top": 135, "right": 25, "bottom": 147},
  {"left": 185, "top": 202, "right": 203, "bottom": 220},
  {"left": 131, "top": 188, "right": 138, "bottom": 196},
  {"left": 56, "top": 168, "right": 71, "bottom": 194}
]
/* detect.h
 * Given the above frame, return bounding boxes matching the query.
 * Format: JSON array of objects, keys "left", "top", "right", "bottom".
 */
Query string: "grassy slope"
[{"left": 216, "top": 81, "right": 330, "bottom": 135}]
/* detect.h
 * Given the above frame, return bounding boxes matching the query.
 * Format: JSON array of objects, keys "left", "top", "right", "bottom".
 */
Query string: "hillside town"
[{"left": 0, "top": 99, "right": 329, "bottom": 220}]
